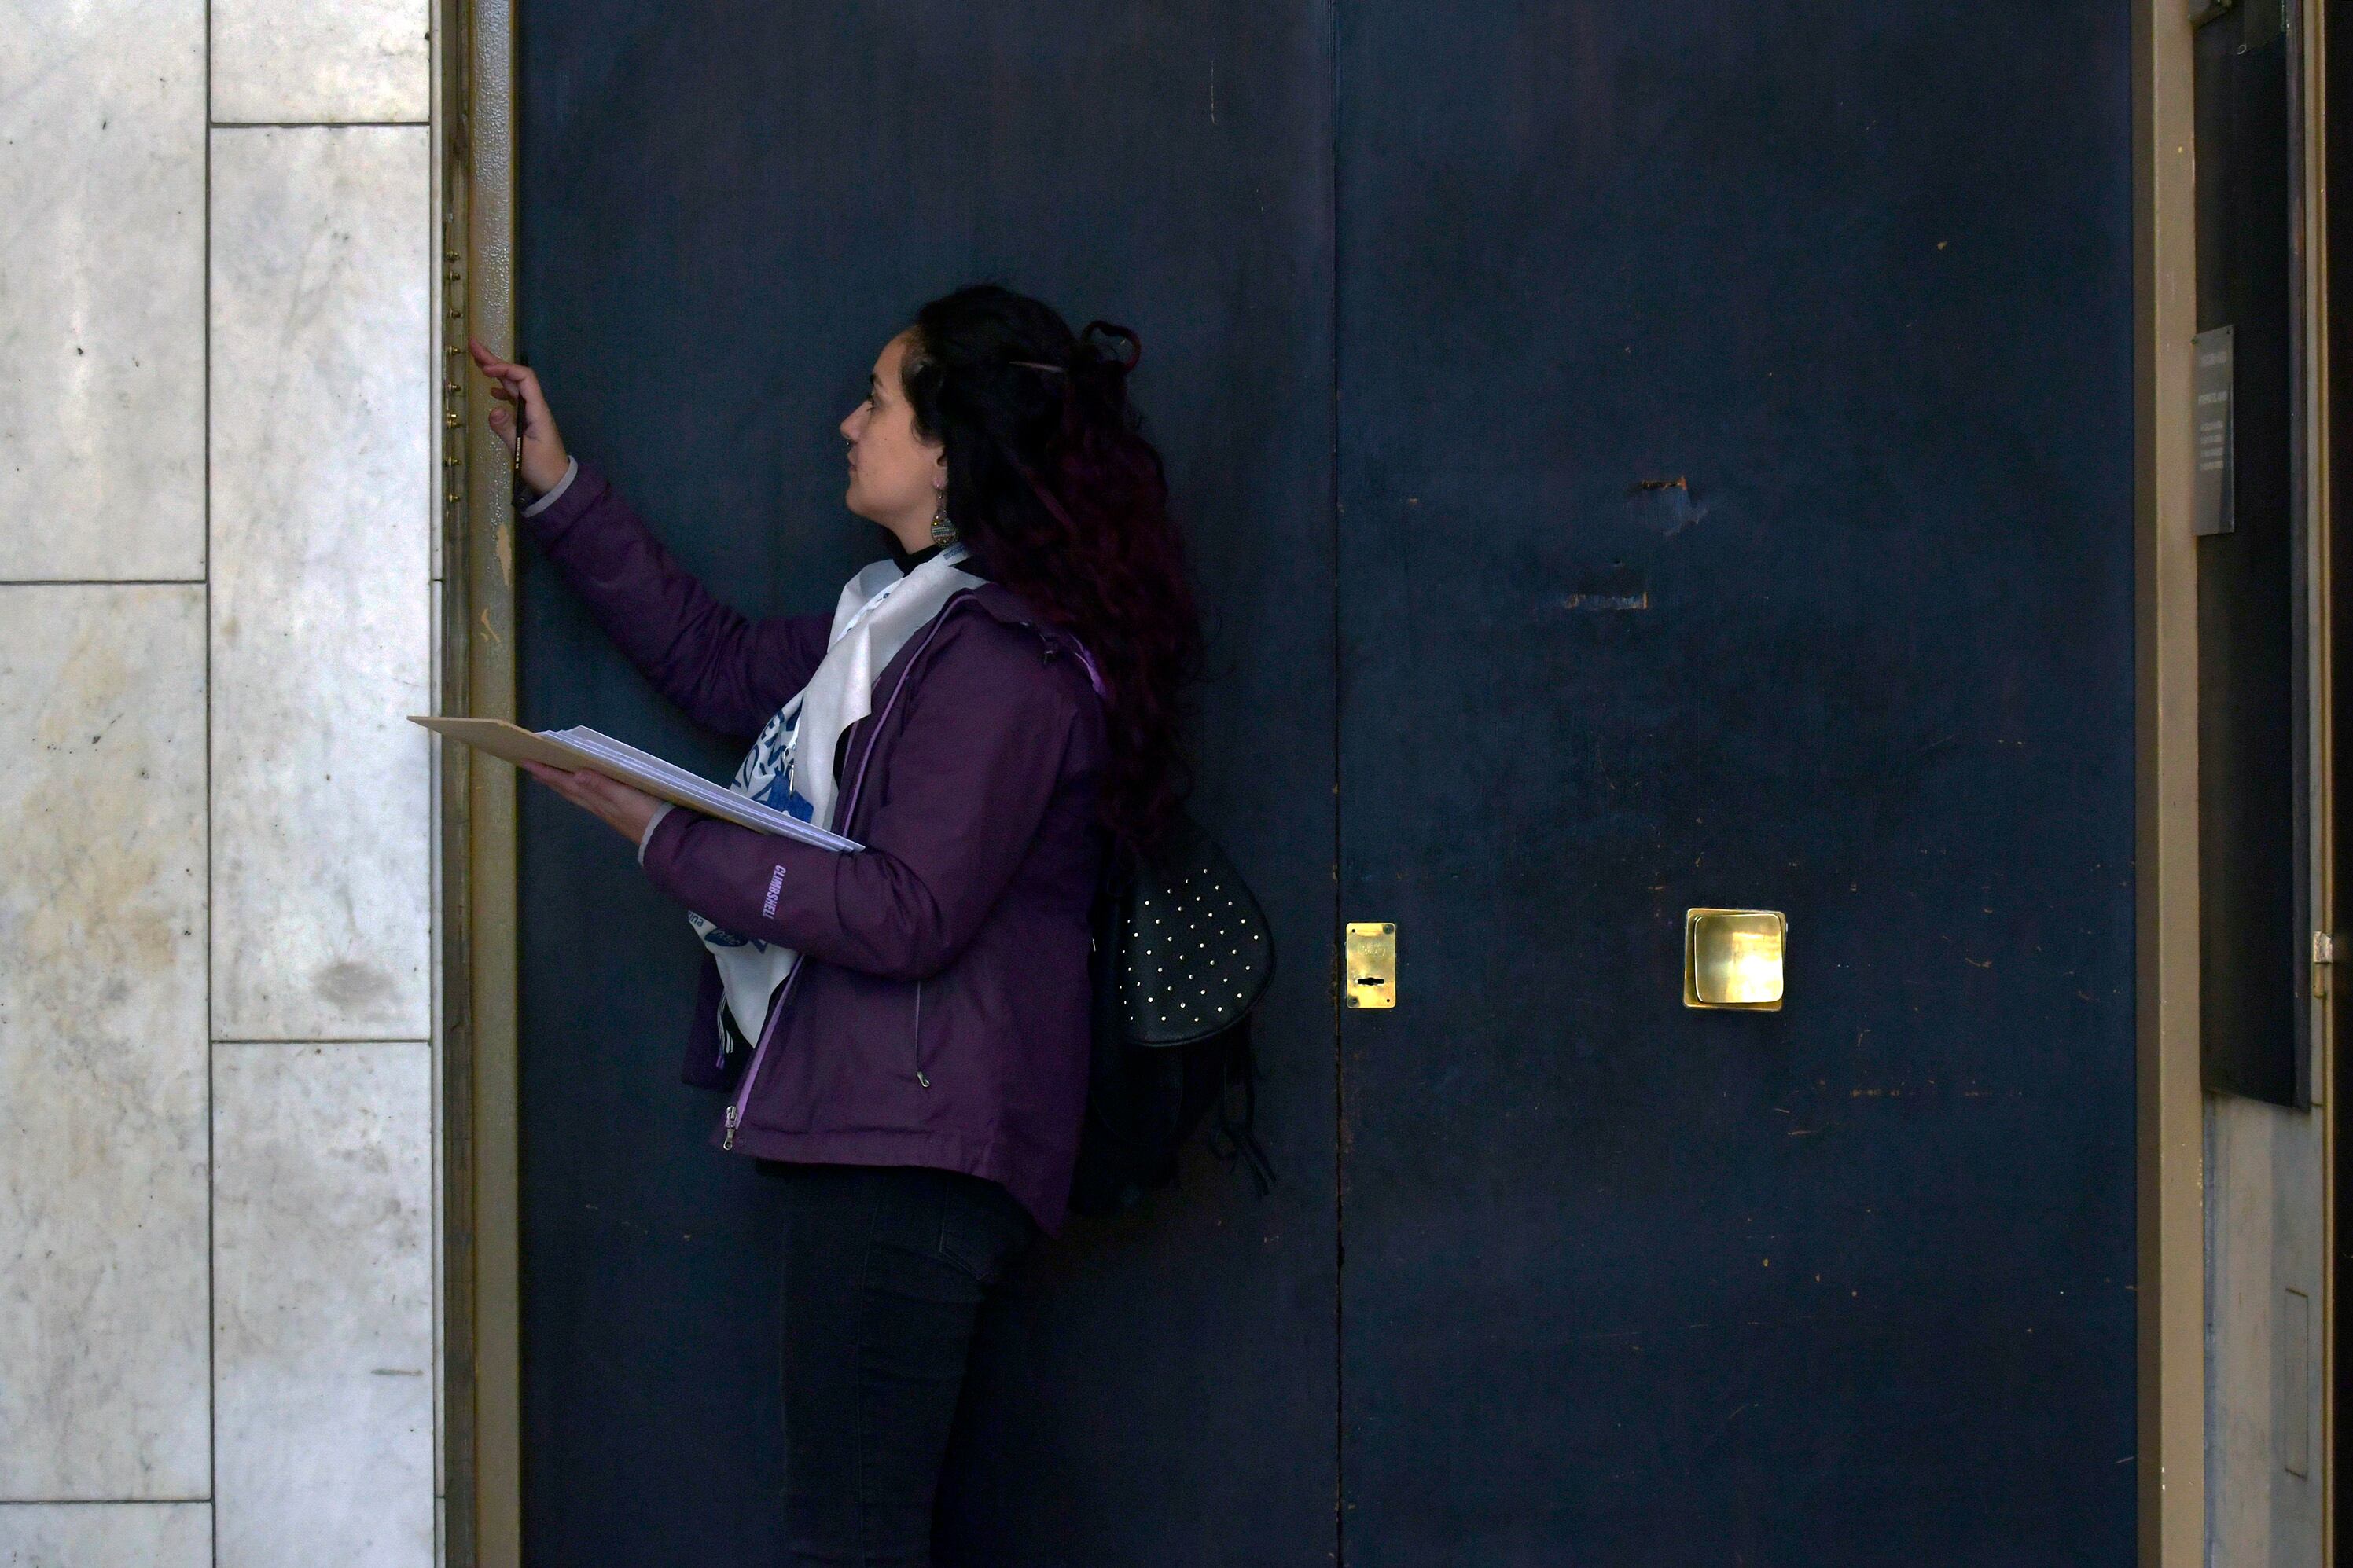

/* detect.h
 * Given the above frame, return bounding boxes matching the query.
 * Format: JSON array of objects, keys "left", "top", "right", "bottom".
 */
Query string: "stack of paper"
[{"left": 410, "top": 716, "right": 862, "bottom": 852}]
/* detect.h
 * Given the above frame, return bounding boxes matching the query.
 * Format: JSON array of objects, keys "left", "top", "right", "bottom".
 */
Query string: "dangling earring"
[{"left": 929, "top": 487, "right": 958, "bottom": 545}]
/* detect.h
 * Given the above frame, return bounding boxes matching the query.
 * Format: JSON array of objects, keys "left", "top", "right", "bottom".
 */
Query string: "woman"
[{"left": 469, "top": 284, "right": 1200, "bottom": 1565}]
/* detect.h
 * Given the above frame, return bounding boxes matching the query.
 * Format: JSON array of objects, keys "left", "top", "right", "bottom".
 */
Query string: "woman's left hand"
[{"left": 519, "top": 760, "right": 665, "bottom": 846}]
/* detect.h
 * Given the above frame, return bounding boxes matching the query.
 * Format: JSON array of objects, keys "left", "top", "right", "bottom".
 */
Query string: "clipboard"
[{"left": 410, "top": 716, "right": 862, "bottom": 852}]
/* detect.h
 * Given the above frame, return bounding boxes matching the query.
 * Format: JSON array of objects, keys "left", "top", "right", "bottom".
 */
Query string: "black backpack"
[{"left": 1068, "top": 812, "right": 1278, "bottom": 1217}]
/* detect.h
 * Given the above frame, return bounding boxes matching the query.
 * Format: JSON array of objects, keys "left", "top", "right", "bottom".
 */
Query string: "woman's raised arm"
[{"left": 469, "top": 340, "right": 829, "bottom": 739}]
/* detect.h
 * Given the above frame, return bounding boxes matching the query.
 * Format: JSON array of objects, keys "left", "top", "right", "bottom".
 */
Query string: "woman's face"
[{"left": 840, "top": 332, "right": 946, "bottom": 544}]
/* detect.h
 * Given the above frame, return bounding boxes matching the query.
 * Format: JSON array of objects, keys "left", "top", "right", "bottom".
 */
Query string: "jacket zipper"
[
  {"left": 913, "top": 982, "right": 929, "bottom": 1090},
  {"left": 722, "top": 594, "right": 972, "bottom": 1149}
]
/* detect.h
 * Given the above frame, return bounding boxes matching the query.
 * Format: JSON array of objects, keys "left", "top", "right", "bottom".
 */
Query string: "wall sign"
[{"left": 2193, "top": 323, "right": 2235, "bottom": 537}]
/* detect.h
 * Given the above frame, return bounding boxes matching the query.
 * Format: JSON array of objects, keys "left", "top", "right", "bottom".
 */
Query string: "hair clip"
[
  {"left": 1079, "top": 321, "right": 1142, "bottom": 373},
  {"left": 1009, "top": 359, "right": 1068, "bottom": 376}
]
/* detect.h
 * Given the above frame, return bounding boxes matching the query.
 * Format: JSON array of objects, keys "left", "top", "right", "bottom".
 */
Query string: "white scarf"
[{"left": 691, "top": 544, "right": 984, "bottom": 1039}]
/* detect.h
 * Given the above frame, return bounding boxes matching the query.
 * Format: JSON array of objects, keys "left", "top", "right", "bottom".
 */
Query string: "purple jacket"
[{"left": 526, "top": 463, "right": 1108, "bottom": 1232}]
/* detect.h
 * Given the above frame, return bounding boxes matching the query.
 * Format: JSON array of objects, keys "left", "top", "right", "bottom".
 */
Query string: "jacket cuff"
[
  {"left": 519, "top": 454, "right": 580, "bottom": 517},
  {"left": 520, "top": 458, "right": 608, "bottom": 546},
  {"left": 635, "top": 802, "right": 675, "bottom": 865},
  {"left": 639, "top": 800, "right": 693, "bottom": 878}
]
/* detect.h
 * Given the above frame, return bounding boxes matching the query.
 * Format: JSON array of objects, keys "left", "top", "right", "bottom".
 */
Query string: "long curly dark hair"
[{"left": 899, "top": 284, "right": 1202, "bottom": 851}]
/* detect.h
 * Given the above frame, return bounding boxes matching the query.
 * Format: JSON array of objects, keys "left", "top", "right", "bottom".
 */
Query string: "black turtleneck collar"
[{"left": 884, "top": 533, "right": 988, "bottom": 578}]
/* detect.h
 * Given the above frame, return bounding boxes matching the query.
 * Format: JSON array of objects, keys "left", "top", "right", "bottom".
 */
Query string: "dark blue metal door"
[
  {"left": 515, "top": 6, "right": 1336, "bottom": 1564},
  {"left": 517, "top": 2, "right": 2138, "bottom": 1562},
  {"left": 1333, "top": 3, "right": 2137, "bottom": 1562}
]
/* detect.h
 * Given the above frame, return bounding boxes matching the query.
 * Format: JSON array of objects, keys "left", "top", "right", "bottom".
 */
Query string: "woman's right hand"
[{"left": 469, "top": 337, "right": 572, "bottom": 495}]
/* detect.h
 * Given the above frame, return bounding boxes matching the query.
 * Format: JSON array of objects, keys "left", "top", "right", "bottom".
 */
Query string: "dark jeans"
[{"left": 767, "top": 1161, "right": 1035, "bottom": 1567}]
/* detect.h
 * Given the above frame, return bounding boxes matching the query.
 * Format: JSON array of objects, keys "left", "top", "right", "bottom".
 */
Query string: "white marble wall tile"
[
  {"left": 0, "top": 1, "right": 205, "bottom": 581},
  {"left": 210, "top": 126, "right": 432, "bottom": 1041},
  {"left": 2205, "top": 1092, "right": 2326, "bottom": 1562},
  {"left": 210, "top": 0, "right": 431, "bottom": 126},
  {"left": 0, "top": 587, "right": 208, "bottom": 1499},
  {"left": 0, "top": 1504, "right": 211, "bottom": 1566},
  {"left": 214, "top": 1043, "right": 432, "bottom": 1568}
]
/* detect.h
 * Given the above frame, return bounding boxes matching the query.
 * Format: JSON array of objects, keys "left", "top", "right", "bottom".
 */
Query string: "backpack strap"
[{"left": 1204, "top": 1015, "right": 1277, "bottom": 1196}]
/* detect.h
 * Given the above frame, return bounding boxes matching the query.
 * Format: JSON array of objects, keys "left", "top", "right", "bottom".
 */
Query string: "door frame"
[
  {"left": 2325, "top": 0, "right": 2353, "bottom": 1551},
  {"left": 436, "top": 0, "right": 2219, "bottom": 1561},
  {"left": 439, "top": 0, "right": 520, "bottom": 1563},
  {"left": 2135, "top": 0, "right": 2207, "bottom": 1557}
]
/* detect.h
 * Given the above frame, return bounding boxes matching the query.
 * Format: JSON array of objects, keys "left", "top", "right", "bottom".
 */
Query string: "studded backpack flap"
[{"left": 1069, "top": 810, "right": 1278, "bottom": 1216}]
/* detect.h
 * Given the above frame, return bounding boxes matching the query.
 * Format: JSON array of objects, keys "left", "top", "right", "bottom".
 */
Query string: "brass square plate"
[{"left": 1684, "top": 909, "right": 1786, "bottom": 1011}]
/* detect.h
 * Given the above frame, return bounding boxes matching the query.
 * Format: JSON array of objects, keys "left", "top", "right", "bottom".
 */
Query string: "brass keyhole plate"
[{"left": 1346, "top": 922, "right": 1397, "bottom": 1009}]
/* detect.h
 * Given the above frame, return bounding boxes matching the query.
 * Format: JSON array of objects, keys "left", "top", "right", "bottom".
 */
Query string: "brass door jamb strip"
[
  {"left": 440, "top": 0, "right": 520, "bottom": 1563},
  {"left": 2305, "top": 0, "right": 2342, "bottom": 1544},
  {"left": 2132, "top": 0, "right": 2206, "bottom": 1559}
]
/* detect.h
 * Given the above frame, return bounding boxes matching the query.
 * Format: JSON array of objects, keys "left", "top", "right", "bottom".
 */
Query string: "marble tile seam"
[
  {"left": 0, "top": 1499, "right": 211, "bottom": 1507},
  {"left": 203, "top": 6, "right": 216, "bottom": 1553},
  {"left": 210, "top": 1038, "right": 432, "bottom": 1046},
  {"left": 209, "top": 119, "right": 430, "bottom": 130}
]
